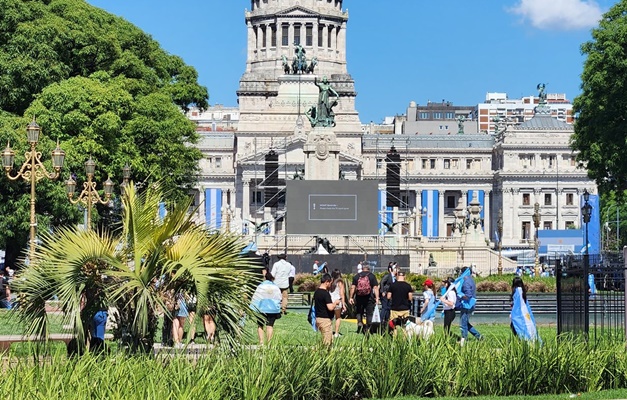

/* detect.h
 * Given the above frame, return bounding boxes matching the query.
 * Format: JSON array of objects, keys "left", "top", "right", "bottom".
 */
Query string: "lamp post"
[
  {"left": 533, "top": 202, "right": 541, "bottom": 277},
  {"left": 417, "top": 206, "right": 427, "bottom": 236},
  {"left": 582, "top": 190, "right": 592, "bottom": 271},
  {"left": 221, "top": 205, "right": 234, "bottom": 233},
  {"left": 121, "top": 163, "right": 131, "bottom": 193},
  {"left": 65, "top": 156, "right": 114, "bottom": 231},
  {"left": 497, "top": 208, "right": 503, "bottom": 275},
  {"left": 2, "top": 118, "right": 65, "bottom": 260}
]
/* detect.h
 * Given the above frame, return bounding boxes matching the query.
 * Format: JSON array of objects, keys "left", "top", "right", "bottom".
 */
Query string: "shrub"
[
  {"left": 527, "top": 281, "right": 550, "bottom": 293},
  {"left": 297, "top": 280, "right": 318, "bottom": 292},
  {"left": 293, "top": 273, "right": 310, "bottom": 286},
  {"left": 477, "top": 281, "right": 497, "bottom": 292}
]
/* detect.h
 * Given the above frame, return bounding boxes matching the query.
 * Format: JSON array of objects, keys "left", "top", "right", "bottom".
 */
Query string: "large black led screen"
[{"left": 286, "top": 180, "right": 378, "bottom": 235}]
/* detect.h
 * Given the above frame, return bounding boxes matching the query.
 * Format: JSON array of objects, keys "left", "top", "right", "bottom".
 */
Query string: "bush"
[{"left": 297, "top": 280, "right": 318, "bottom": 292}]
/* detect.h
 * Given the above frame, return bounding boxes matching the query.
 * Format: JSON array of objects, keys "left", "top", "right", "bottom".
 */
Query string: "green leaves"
[{"left": 573, "top": 1, "right": 627, "bottom": 192}]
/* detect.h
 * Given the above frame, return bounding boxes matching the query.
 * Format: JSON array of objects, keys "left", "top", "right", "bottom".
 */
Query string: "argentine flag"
[
  {"left": 511, "top": 287, "right": 539, "bottom": 341},
  {"left": 426, "top": 267, "right": 472, "bottom": 320}
]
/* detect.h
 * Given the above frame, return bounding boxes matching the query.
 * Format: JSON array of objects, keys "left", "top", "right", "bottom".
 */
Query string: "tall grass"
[{"left": 1, "top": 335, "right": 626, "bottom": 399}]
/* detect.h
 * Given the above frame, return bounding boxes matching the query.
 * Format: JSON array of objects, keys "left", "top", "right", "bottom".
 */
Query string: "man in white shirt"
[
  {"left": 271, "top": 253, "right": 294, "bottom": 314},
  {"left": 312, "top": 260, "right": 320, "bottom": 275}
]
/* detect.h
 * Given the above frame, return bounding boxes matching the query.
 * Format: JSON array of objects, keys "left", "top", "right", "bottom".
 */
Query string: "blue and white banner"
[
  {"left": 158, "top": 202, "right": 167, "bottom": 221},
  {"left": 205, "top": 188, "right": 222, "bottom": 230},
  {"left": 421, "top": 190, "right": 439, "bottom": 237},
  {"left": 511, "top": 287, "right": 539, "bottom": 341},
  {"left": 467, "top": 190, "right": 485, "bottom": 220},
  {"left": 429, "top": 268, "right": 472, "bottom": 320},
  {"left": 378, "top": 190, "right": 392, "bottom": 235}
]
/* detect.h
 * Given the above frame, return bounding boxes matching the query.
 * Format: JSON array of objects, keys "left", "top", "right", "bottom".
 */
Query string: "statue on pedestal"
[{"left": 306, "top": 76, "right": 339, "bottom": 128}]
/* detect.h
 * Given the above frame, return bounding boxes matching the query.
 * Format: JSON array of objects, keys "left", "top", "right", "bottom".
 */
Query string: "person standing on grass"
[
  {"left": 250, "top": 272, "right": 282, "bottom": 345},
  {"left": 379, "top": 263, "right": 397, "bottom": 325},
  {"left": 349, "top": 264, "right": 379, "bottom": 334},
  {"left": 271, "top": 253, "right": 293, "bottom": 315},
  {"left": 420, "top": 279, "right": 436, "bottom": 323},
  {"left": 510, "top": 276, "right": 539, "bottom": 341},
  {"left": 439, "top": 277, "right": 457, "bottom": 336},
  {"left": 459, "top": 266, "right": 482, "bottom": 345},
  {"left": 172, "top": 292, "right": 189, "bottom": 349},
  {"left": 386, "top": 271, "right": 413, "bottom": 331},
  {"left": 314, "top": 273, "right": 341, "bottom": 345},
  {"left": 329, "top": 269, "right": 346, "bottom": 337}
]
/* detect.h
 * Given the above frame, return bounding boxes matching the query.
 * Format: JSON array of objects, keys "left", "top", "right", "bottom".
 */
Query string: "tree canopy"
[
  {"left": 0, "top": 0, "right": 209, "bottom": 267},
  {"left": 572, "top": 1, "right": 627, "bottom": 193}
]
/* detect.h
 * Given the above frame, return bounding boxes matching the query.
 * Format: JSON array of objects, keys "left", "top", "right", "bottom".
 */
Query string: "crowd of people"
[{"left": 159, "top": 253, "right": 539, "bottom": 347}]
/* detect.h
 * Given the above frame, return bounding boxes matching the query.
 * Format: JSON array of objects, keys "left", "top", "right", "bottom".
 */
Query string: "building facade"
[{"left": 189, "top": 1, "right": 596, "bottom": 275}]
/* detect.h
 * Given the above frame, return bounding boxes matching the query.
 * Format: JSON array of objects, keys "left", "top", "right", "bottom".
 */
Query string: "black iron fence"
[{"left": 555, "top": 253, "right": 626, "bottom": 342}]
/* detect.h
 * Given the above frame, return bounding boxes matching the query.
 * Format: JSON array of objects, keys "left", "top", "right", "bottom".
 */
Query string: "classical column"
[
  {"left": 288, "top": 23, "right": 294, "bottom": 54},
  {"left": 323, "top": 24, "right": 329, "bottom": 50},
  {"left": 438, "top": 191, "right": 445, "bottom": 237},
  {"left": 461, "top": 190, "right": 468, "bottom": 208},
  {"left": 313, "top": 22, "right": 319, "bottom": 52},
  {"left": 338, "top": 21, "right": 347, "bottom": 60},
  {"left": 247, "top": 21, "right": 255, "bottom": 70},
  {"left": 484, "top": 190, "right": 491, "bottom": 239},
  {"left": 242, "top": 179, "right": 251, "bottom": 223}
]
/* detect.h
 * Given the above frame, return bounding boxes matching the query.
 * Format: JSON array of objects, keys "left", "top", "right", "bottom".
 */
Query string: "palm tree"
[{"left": 14, "top": 183, "right": 258, "bottom": 353}]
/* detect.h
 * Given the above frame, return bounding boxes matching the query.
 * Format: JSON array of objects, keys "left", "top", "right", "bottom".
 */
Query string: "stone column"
[
  {"left": 323, "top": 25, "right": 329, "bottom": 50},
  {"left": 484, "top": 190, "right": 491, "bottom": 241},
  {"left": 416, "top": 190, "right": 423, "bottom": 236},
  {"left": 247, "top": 21, "right": 255, "bottom": 71},
  {"left": 511, "top": 189, "right": 520, "bottom": 242},
  {"left": 288, "top": 23, "right": 294, "bottom": 54},
  {"left": 438, "top": 191, "right": 445, "bottom": 237},
  {"left": 242, "top": 179, "right": 251, "bottom": 223},
  {"left": 339, "top": 21, "right": 347, "bottom": 60},
  {"left": 313, "top": 22, "right": 319, "bottom": 52}
]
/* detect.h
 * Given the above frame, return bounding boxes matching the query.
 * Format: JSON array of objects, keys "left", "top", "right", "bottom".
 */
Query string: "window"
[
  {"left": 522, "top": 222, "right": 531, "bottom": 240},
  {"left": 261, "top": 26, "right": 266, "bottom": 47},
  {"left": 306, "top": 25, "right": 313, "bottom": 46},
  {"left": 215, "top": 157, "right": 222, "bottom": 169},
  {"left": 543, "top": 221, "right": 553, "bottom": 230},
  {"left": 318, "top": 26, "right": 324, "bottom": 46},
  {"left": 328, "top": 26, "right": 333, "bottom": 48},
  {"left": 430, "top": 159, "right": 436, "bottom": 169},
  {"left": 548, "top": 155, "right": 556, "bottom": 168},
  {"left": 523, "top": 193, "right": 530, "bottom": 206},
  {"left": 466, "top": 159, "right": 472, "bottom": 169},
  {"left": 566, "top": 221, "right": 576, "bottom": 229},
  {"left": 566, "top": 193, "right": 574, "bottom": 205},
  {"left": 444, "top": 159, "right": 451, "bottom": 169},
  {"left": 376, "top": 158, "right": 383, "bottom": 169},
  {"left": 570, "top": 156, "right": 577, "bottom": 167},
  {"left": 451, "top": 159, "right": 459, "bottom": 168},
  {"left": 252, "top": 190, "right": 263, "bottom": 205},
  {"left": 282, "top": 25, "right": 289, "bottom": 46},
  {"left": 271, "top": 25, "right": 277, "bottom": 47},
  {"left": 447, "top": 195, "right": 456, "bottom": 209},
  {"left": 544, "top": 193, "right": 552, "bottom": 206},
  {"left": 446, "top": 112, "right": 455, "bottom": 119},
  {"left": 433, "top": 112, "right": 442, "bottom": 119},
  {"left": 294, "top": 24, "right": 301, "bottom": 45},
  {"left": 419, "top": 112, "right": 430, "bottom": 119},
  {"left": 422, "top": 159, "right": 428, "bottom": 169}
]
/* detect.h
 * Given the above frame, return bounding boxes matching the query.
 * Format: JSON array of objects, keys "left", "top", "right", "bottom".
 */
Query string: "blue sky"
[{"left": 86, "top": 0, "right": 617, "bottom": 123}]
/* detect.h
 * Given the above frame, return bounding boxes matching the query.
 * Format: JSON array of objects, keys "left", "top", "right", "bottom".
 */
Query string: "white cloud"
[{"left": 509, "top": 0, "right": 603, "bottom": 31}]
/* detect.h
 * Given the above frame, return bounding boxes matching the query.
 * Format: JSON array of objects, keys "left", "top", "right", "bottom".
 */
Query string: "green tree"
[
  {"left": 572, "top": 1, "right": 627, "bottom": 193},
  {"left": 15, "top": 183, "right": 257, "bottom": 353},
  {"left": 0, "top": 0, "right": 209, "bottom": 265}
]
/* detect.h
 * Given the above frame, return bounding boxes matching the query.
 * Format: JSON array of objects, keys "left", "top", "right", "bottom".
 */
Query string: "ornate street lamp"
[
  {"left": 65, "top": 156, "right": 114, "bottom": 231},
  {"left": 582, "top": 189, "right": 592, "bottom": 272},
  {"left": 221, "top": 204, "right": 235, "bottom": 233},
  {"left": 3, "top": 118, "right": 65, "bottom": 260},
  {"left": 533, "top": 202, "right": 541, "bottom": 277},
  {"left": 497, "top": 208, "right": 504, "bottom": 275},
  {"left": 417, "top": 206, "right": 427, "bottom": 236},
  {"left": 121, "top": 163, "right": 131, "bottom": 193}
]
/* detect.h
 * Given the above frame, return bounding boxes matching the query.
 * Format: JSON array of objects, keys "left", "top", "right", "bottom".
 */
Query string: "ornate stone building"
[{"left": 190, "top": 0, "right": 597, "bottom": 275}]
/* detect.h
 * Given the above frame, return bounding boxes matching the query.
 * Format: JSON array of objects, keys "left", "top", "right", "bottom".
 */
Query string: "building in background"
[{"left": 187, "top": 0, "right": 598, "bottom": 274}]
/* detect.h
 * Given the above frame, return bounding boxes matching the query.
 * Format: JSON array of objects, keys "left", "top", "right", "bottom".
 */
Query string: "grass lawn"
[{"left": 379, "top": 389, "right": 627, "bottom": 400}]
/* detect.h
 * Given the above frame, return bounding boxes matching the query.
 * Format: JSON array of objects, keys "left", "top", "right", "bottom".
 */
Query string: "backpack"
[{"left": 356, "top": 273, "right": 372, "bottom": 296}]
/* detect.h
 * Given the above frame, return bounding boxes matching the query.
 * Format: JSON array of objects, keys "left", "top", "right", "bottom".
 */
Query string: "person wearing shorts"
[{"left": 250, "top": 272, "right": 282, "bottom": 345}]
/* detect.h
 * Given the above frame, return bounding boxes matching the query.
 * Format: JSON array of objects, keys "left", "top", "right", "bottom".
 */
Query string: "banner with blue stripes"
[
  {"left": 467, "top": 190, "right": 485, "bottom": 220},
  {"left": 205, "top": 188, "right": 222, "bottom": 230},
  {"left": 378, "top": 189, "right": 392, "bottom": 235},
  {"left": 421, "top": 190, "right": 439, "bottom": 237}
]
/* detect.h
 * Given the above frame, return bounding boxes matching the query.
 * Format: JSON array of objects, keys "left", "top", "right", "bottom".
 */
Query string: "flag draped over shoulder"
[
  {"left": 424, "top": 267, "right": 471, "bottom": 320},
  {"left": 511, "top": 287, "right": 539, "bottom": 341}
]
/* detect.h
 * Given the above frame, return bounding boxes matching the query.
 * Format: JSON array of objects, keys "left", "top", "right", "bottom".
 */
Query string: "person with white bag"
[{"left": 386, "top": 271, "right": 414, "bottom": 333}]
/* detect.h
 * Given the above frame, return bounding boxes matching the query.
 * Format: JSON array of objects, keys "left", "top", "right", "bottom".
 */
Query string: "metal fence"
[{"left": 555, "top": 253, "right": 626, "bottom": 342}]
